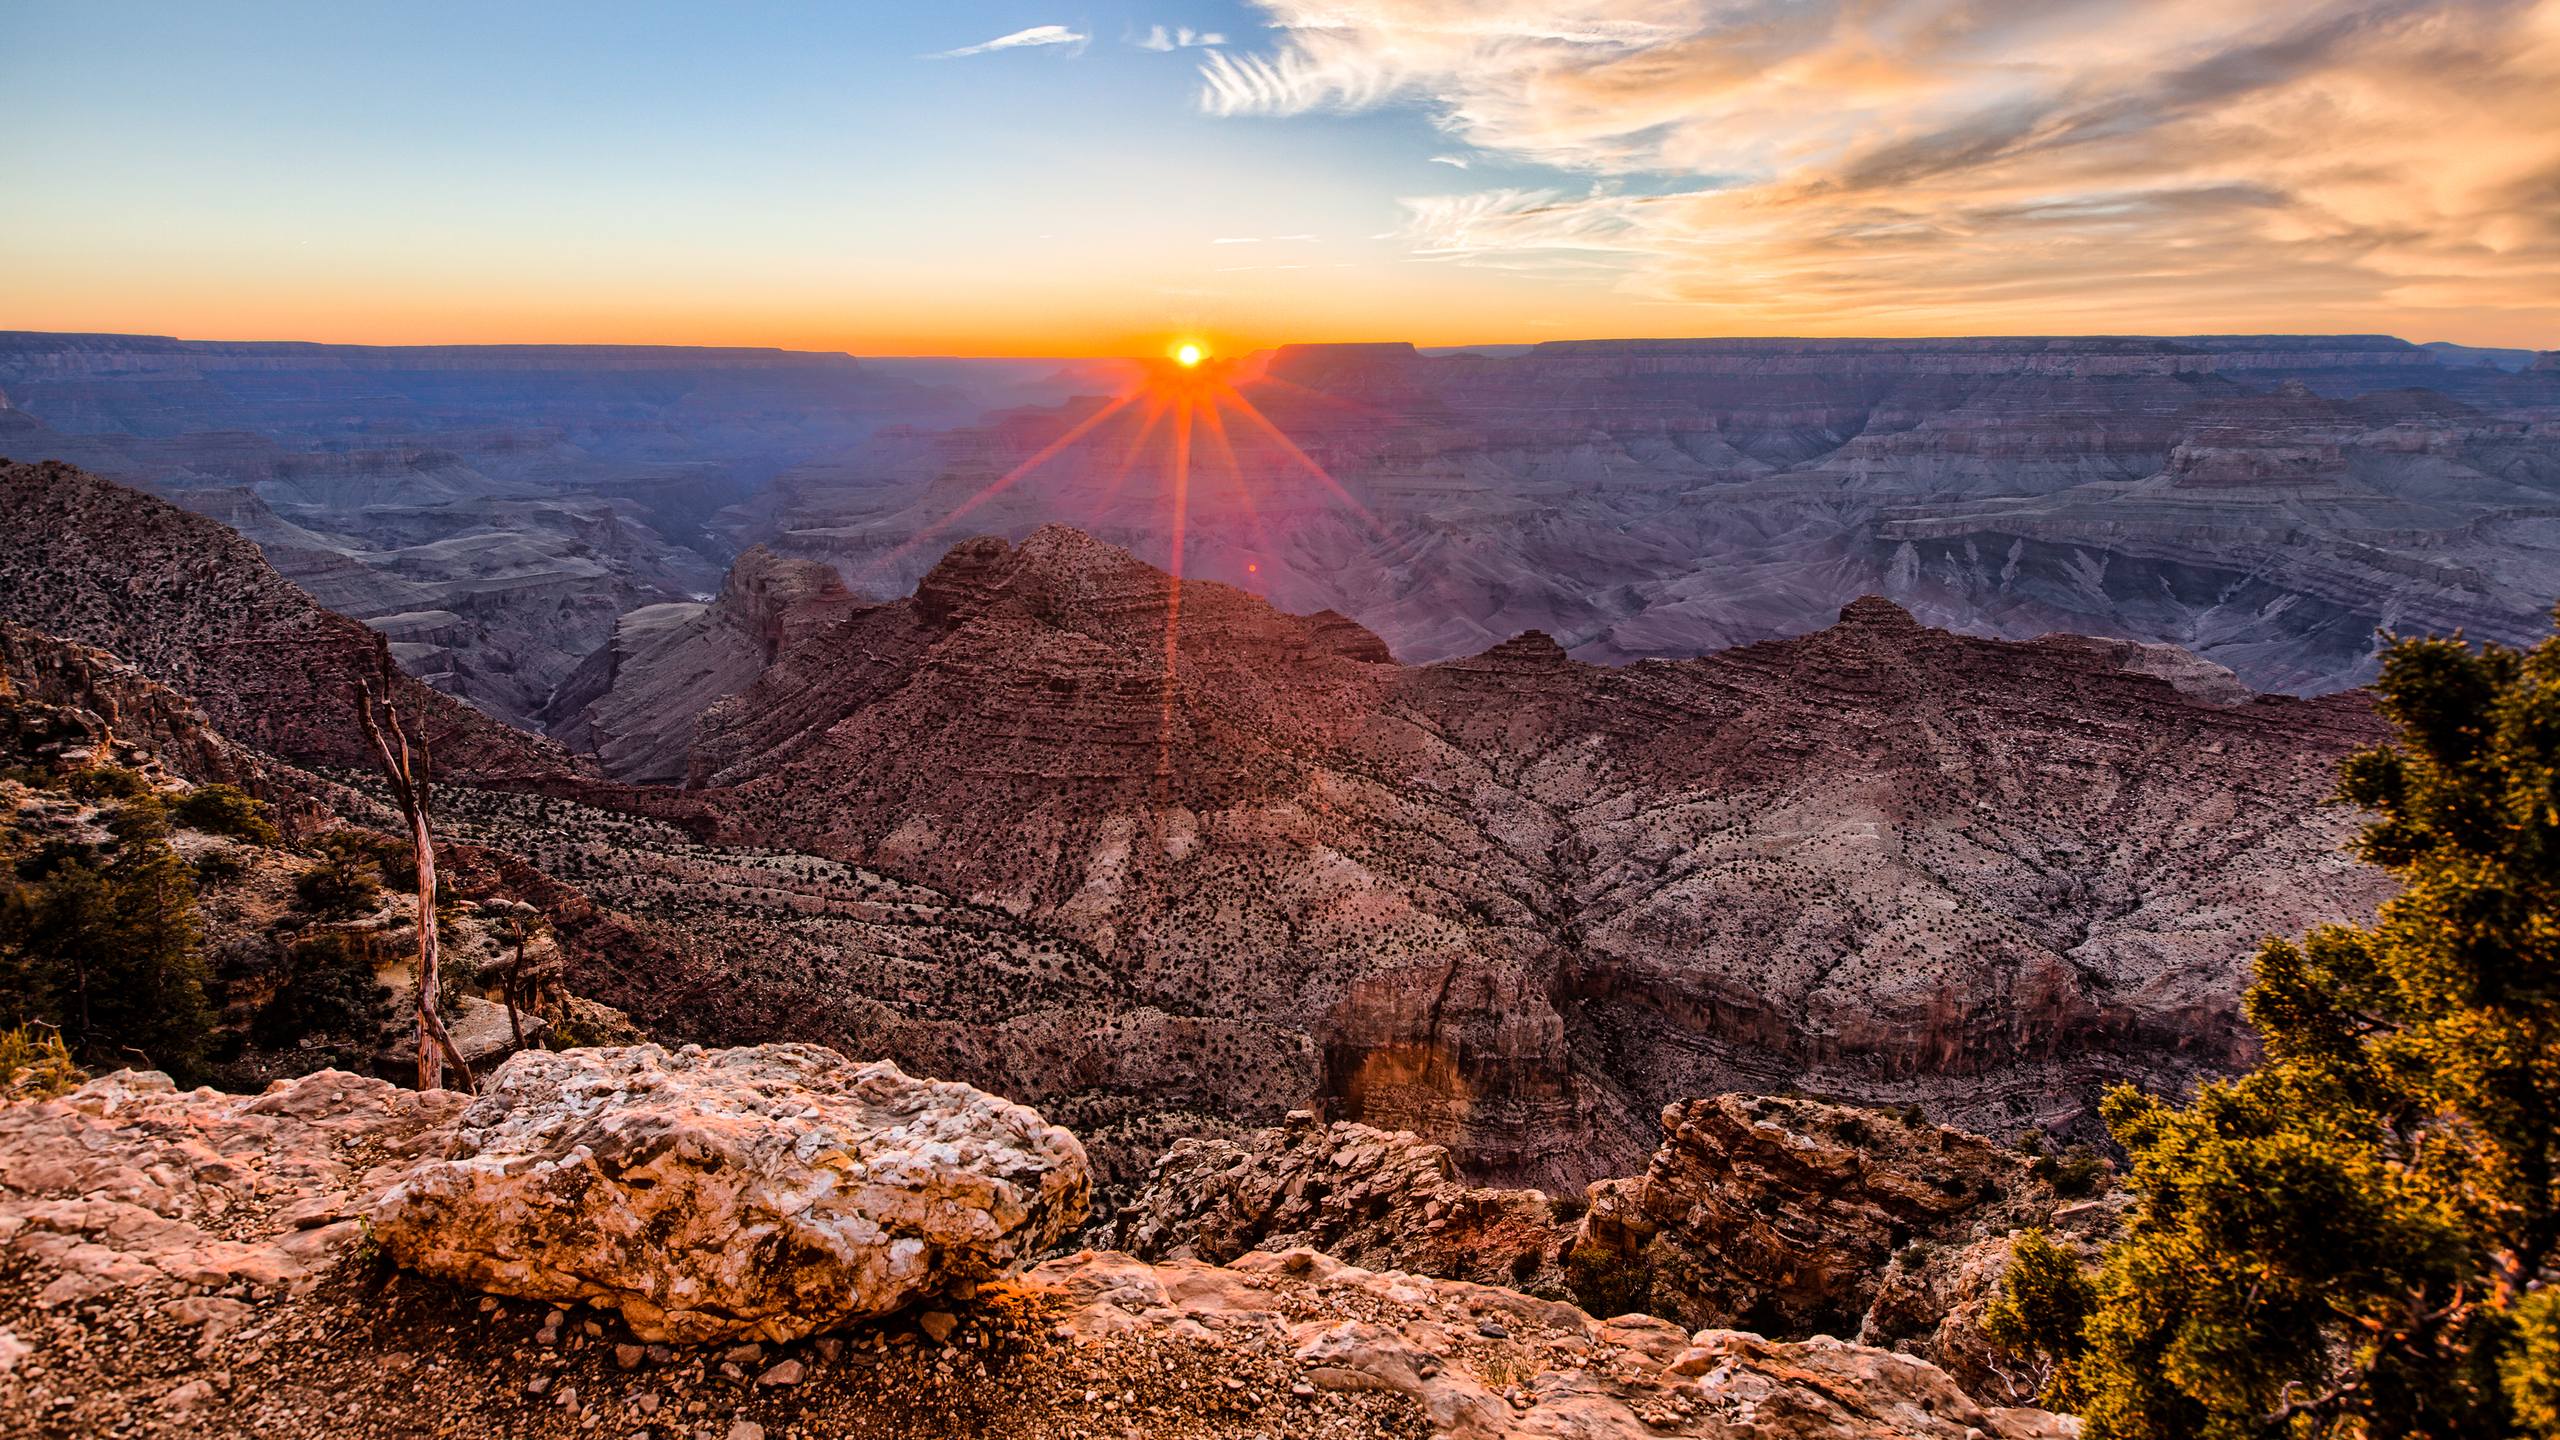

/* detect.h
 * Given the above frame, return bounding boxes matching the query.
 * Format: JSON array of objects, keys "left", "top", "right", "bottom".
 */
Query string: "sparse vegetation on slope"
[{"left": 1993, "top": 614, "right": 2560, "bottom": 1437}]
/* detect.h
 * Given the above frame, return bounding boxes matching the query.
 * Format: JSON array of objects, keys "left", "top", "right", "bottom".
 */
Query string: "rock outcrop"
[
  {"left": 0, "top": 1069, "right": 466, "bottom": 1311},
  {"left": 1113, "top": 1112, "right": 1569, "bottom": 1294},
  {"left": 1567, "top": 1094, "right": 2126, "bottom": 1395},
  {"left": 1113, "top": 1093, "right": 2123, "bottom": 1404},
  {"left": 1033, "top": 1247, "right": 2069, "bottom": 1440},
  {"left": 369, "top": 1044, "right": 1091, "bottom": 1341},
  {"left": 0, "top": 1059, "right": 2070, "bottom": 1439},
  {"left": 0, "top": 620, "right": 270, "bottom": 795}
]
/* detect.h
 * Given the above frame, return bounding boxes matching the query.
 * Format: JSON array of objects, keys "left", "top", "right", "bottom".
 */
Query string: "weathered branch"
[{"left": 350, "top": 679, "right": 474, "bottom": 1093}]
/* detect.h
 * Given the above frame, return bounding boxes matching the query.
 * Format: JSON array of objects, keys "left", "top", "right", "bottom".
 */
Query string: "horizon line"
[{"left": 0, "top": 325, "right": 2546, "bottom": 362}]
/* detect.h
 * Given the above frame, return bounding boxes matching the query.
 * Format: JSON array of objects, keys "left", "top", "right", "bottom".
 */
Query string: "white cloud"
[
  {"left": 1428, "top": 154, "right": 1469, "bottom": 168},
  {"left": 1201, "top": 0, "right": 2560, "bottom": 334},
  {"left": 927, "top": 24, "right": 1088, "bottom": 60},
  {"left": 1136, "top": 24, "right": 1228, "bottom": 51}
]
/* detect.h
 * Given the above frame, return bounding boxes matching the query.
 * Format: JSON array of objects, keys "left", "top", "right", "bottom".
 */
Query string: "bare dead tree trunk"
[
  {"left": 503, "top": 968, "right": 526, "bottom": 1051},
  {"left": 350, "top": 680, "right": 473, "bottom": 1092}
]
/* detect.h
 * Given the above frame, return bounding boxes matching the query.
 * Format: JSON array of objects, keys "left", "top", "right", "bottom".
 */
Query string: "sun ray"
[
  {"left": 1219, "top": 389, "right": 1384, "bottom": 534},
  {"left": 1195, "top": 395, "right": 1276, "bottom": 566},
  {"left": 1158, "top": 393, "right": 1195, "bottom": 780},
  {"left": 1099, "top": 392, "right": 1170, "bottom": 506},
  {"left": 863, "top": 388, "right": 1142, "bottom": 581}
]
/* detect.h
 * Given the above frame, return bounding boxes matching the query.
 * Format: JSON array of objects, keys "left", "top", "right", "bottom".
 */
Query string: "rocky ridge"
[
  {"left": 1114, "top": 1095, "right": 2122, "bottom": 1405},
  {"left": 0, "top": 1060, "right": 2069, "bottom": 1439},
  {"left": 602, "top": 526, "right": 2390, "bottom": 1187},
  {"left": 0, "top": 460, "right": 574, "bottom": 781}
]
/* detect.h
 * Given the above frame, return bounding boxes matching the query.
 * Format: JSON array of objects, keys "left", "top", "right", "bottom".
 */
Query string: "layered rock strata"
[
  {"left": 638, "top": 527, "right": 2388, "bottom": 1186},
  {"left": 1112, "top": 1113, "right": 1569, "bottom": 1294},
  {"left": 542, "top": 546, "right": 863, "bottom": 781}
]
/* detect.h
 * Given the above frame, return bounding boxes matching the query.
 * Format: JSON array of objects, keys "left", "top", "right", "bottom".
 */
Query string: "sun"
[{"left": 1173, "top": 341, "right": 1205, "bottom": 368}]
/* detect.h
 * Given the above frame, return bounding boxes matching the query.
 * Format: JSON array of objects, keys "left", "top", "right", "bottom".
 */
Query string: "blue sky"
[{"left": 4, "top": 1, "right": 2553, "bottom": 352}]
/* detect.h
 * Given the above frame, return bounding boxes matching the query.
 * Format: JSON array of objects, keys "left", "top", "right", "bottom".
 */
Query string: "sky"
[{"left": 3, "top": 0, "right": 2556, "bottom": 354}]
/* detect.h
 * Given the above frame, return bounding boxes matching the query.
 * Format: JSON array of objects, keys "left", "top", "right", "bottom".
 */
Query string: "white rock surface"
[
  {"left": 368, "top": 1043, "right": 1090, "bottom": 1341},
  {"left": 1031, "top": 1247, "right": 2075, "bottom": 1439},
  {"left": 0, "top": 1068, "right": 464, "bottom": 1311}
]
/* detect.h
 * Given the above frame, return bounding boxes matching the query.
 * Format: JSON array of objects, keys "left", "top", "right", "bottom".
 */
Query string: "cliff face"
[
  {"left": 603, "top": 526, "right": 2390, "bottom": 1189},
  {"left": 0, "top": 621, "right": 268, "bottom": 793},
  {"left": 543, "top": 546, "right": 863, "bottom": 781},
  {"left": 0, "top": 460, "right": 575, "bottom": 781},
  {"left": 1113, "top": 1094, "right": 2125, "bottom": 1406}
]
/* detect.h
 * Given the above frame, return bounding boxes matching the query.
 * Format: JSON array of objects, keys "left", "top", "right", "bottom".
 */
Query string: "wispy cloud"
[
  {"left": 927, "top": 24, "right": 1088, "bottom": 60},
  {"left": 1135, "top": 24, "right": 1227, "bottom": 51},
  {"left": 1428, "top": 155, "right": 1469, "bottom": 169},
  {"left": 1204, "top": 0, "right": 2560, "bottom": 334}
]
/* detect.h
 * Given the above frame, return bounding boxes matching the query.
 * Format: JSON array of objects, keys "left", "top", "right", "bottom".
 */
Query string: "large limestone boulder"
[{"left": 369, "top": 1043, "right": 1089, "bottom": 1341}]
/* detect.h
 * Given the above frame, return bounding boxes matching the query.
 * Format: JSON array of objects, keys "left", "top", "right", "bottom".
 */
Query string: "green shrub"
[
  {"left": 103, "top": 794, "right": 170, "bottom": 846},
  {"left": 0, "top": 829, "right": 213, "bottom": 1080},
  {"left": 2027, "top": 1146, "right": 2106, "bottom": 1198},
  {"left": 192, "top": 847, "right": 249, "bottom": 886},
  {"left": 0, "top": 1024, "right": 86, "bottom": 1099},
  {"left": 309, "top": 830, "right": 417, "bottom": 893},
  {"left": 64, "top": 765, "right": 150, "bottom": 801},
  {"left": 1994, "top": 616, "right": 2560, "bottom": 1436},
  {"left": 1563, "top": 1239, "right": 1649, "bottom": 1319},
  {"left": 252, "top": 932, "right": 388, "bottom": 1049},
  {"left": 294, "top": 858, "right": 381, "bottom": 920},
  {"left": 171, "top": 785, "right": 278, "bottom": 846}
]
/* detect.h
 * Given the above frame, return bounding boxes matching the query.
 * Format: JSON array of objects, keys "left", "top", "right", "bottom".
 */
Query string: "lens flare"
[{"left": 867, "top": 337, "right": 1370, "bottom": 787}]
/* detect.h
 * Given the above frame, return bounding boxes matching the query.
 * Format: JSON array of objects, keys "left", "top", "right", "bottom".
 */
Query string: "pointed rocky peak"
[
  {"left": 911, "top": 534, "right": 1022, "bottom": 622},
  {"left": 1436, "top": 629, "right": 1574, "bottom": 678},
  {"left": 1009, "top": 523, "right": 1156, "bottom": 581},
  {"left": 1834, "top": 596, "right": 1922, "bottom": 631}
]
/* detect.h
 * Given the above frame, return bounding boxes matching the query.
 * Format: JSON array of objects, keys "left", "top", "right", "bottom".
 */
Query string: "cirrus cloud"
[
  {"left": 1203, "top": 0, "right": 2560, "bottom": 335},
  {"left": 928, "top": 24, "right": 1089, "bottom": 59}
]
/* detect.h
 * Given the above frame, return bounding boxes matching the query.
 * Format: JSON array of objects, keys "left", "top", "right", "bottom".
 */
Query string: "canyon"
[
  {"left": 0, "top": 338, "right": 2517, "bottom": 1435},
  {"left": 0, "top": 461, "right": 2395, "bottom": 1193},
  {"left": 6, "top": 331, "right": 2557, "bottom": 737},
  {"left": 742, "top": 335, "right": 2560, "bottom": 698}
]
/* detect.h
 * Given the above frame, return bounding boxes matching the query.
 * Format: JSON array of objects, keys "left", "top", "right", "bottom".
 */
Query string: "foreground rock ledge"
[
  {"left": 1, "top": 1066, "right": 2072, "bottom": 1437},
  {"left": 368, "top": 1043, "right": 1091, "bottom": 1341}
]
